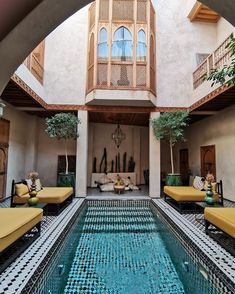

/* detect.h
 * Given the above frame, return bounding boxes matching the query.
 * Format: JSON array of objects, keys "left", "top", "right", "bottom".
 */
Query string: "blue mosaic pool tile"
[{"left": 64, "top": 205, "right": 185, "bottom": 294}]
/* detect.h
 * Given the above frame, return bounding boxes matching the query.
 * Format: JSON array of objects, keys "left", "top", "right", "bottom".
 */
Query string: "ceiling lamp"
[{"left": 112, "top": 123, "right": 126, "bottom": 148}]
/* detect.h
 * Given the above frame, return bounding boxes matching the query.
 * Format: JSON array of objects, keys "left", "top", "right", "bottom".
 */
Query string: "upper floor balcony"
[
  {"left": 192, "top": 34, "right": 233, "bottom": 103},
  {"left": 86, "top": 0, "right": 156, "bottom": 107},
  {"left": 23, "top": 41, "right": 45, "bottom": 85}
]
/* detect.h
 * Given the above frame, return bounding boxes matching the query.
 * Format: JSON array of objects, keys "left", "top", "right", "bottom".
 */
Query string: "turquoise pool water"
[{"left": 35, "top": 201, "right": 219, "bottom": 294}]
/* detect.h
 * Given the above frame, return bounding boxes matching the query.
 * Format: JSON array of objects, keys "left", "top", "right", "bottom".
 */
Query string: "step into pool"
[{"left": 32, "top": 201, "right": 220, "bottom": 293}]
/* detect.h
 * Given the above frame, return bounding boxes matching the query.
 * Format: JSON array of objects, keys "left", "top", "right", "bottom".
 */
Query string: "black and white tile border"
[
  {"left": 152, "top": 199, "right": 235, "bottom": 293},
  {"left": 0, "top": 198, "right": 85, "bottom": 294}
]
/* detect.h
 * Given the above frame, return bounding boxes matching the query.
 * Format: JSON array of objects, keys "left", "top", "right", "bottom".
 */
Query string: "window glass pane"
[
  {"left": 137, "top": 30, "right": 146, "bottom": 62},
  {"left": 98, "top": 43, "right": 108, "bottom": 60},
  {"left": 99, "top": 28, "right": 107, "bottom": 43},
  {"left": 112, "top": 27, "right": 132, "bottom": 61},
  {"left": 98, "top": 28, "right": 108, "bottom": 60}
]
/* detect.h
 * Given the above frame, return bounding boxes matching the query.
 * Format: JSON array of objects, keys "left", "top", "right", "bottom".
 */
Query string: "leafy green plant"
[
  {"left": 206, "top": 35, "right": 235, "bottom": 86},
  {"left": 151, "top": 111, "right": 189, "bottom": 174},
  {"left": 45, "top": 113, "right": 80, "bottom": 174}
]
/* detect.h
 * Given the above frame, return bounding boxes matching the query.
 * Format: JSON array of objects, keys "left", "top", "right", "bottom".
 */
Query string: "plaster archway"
[{"left": 0, "top": 0, "right": 235, "bottom": 94}]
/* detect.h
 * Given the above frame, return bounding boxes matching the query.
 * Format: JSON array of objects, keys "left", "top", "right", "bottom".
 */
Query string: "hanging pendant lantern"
[{"left": 112, "top": 123, "right": 126, "bottom": 148}]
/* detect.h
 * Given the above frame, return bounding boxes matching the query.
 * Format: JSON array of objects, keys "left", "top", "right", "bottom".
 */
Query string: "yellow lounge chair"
[
  {"left": 163, "top": 180, "right": 223, "bottom": 213},
  {"left": 11, "top": 180, "right": 74, "bottom": 215},
  {"left": 0, "top": 208, "right": 43, "bottom": 273},
  {"left": 205, "top": 207, "right": 235, "bottom": 255}
]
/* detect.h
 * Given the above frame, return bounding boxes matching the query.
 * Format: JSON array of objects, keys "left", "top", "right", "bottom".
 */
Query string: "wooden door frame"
[{"left": 200, "top": 144, "right": 216, "bottom": 179}]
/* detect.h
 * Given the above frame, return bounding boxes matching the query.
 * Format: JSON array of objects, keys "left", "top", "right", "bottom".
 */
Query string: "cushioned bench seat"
[
  {"left": 205, "top": 208, "right": 235, "bottom": 238},
  {"left": 13, "top": 187, "right": 73, "bottom": 204},
  {"left": 164, "top": 186, "right": 219, "bottom": 202},
  {"left": 0, "top": 208, "right": 43, "bottom": 252}
]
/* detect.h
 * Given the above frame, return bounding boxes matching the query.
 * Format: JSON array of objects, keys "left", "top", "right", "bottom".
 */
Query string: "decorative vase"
[
  {"left": 57, "top": 172, "right": 75, "bottom": 189},
  {"left": 28, "top": 196, "right": 39, "bottom": 206},
  {"left": 28, "top": 187, "right": 39, "bottom": 206},
  {"left": 166, "top": 174, "right": 182, "bottom": 186},
  {"left": 205, "top": 182, "right": 214, "bottom": 205}
]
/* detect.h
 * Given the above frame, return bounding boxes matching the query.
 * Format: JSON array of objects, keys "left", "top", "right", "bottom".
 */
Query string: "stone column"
[
  {"left": 76, "top": 110, "right": 88, "bottom": 197},
  {"left": 149, "top": 112, "right": 161, "bottom": 198}
]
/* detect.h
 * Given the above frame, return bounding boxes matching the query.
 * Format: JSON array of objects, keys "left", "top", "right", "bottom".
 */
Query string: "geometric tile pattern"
[
  {"left": 0, "top": 198, "right": 85, "bottom": 294},
  {"left": 153, "top": 199, "right": 235, "bottom": 293},
  {"left": 64, "top": 203, "right": 185, "bottom": 293}
]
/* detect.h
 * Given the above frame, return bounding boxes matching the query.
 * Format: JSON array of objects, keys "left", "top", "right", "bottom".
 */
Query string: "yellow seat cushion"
[
  {"left": 164, "top": 186, "right": 219, "bottom": 202},
  {"left": 13, "top": 187, "right": 73, "bottom": 204},
  {"left": 0, "top": 208, "right": 43, "bottom": 252},
  {"left": 205, "top": 208, "right": 235, "bottom": 238},
  {"left": 15, "top": 183, "right": 29, "bottom": 196}
]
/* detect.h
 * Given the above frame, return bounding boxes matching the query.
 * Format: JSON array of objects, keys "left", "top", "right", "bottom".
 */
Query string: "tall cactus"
[
  {"left": 118, "top": 152, "right": 120, "bottom": 172},
  {"left": 115, "top": 155, "right": 118, "bottom": 172},
  {"left": 111, "top": 160, "right": 114, "bottom": 173},
  {"left": 99, "top": 148, "right": 107, "bottom": 173},
  {"left": 123, "top": 152, "right": 127, "bottom": 172},
  {"left": 93, "top": 157, "right": 97, "bottom": 173}
]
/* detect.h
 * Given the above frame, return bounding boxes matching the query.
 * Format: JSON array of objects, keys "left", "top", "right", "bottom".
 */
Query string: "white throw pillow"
[
  {"left": 100, "top": 183, "right": 114, "bottom": 192},
  {"left": 97, "top": 174, "right": 112, "bottom": 185},
  {"left": 193, "top": 176, "right": 204, "bottom": 190}
]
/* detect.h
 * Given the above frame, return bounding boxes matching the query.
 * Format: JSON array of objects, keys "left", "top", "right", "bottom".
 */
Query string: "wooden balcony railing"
[{"left": 193, "top": 34, "right": 233, "bottom": 89}]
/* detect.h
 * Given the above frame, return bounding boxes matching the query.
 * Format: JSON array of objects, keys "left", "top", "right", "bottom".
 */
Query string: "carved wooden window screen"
[
  {"left": 136, "top": 64, "right": 146, "bottom": 87},
  {"left": 97, "top": 63, "right": 108, "bottom": 86},
  {"left": 150, "top": 3, "right": 155, "bottom": 32},
  {"left": 99, "top": 0, "right": 109, "bottom": 21},
  {"left": 150, "top": 35, "right": 156, "bottom": 92},
  {"left": 111, "top": 63, "right": 133, "bottom": 87},
  {"left": 137, "top": 0, "right": 147, "bottom": 23},
  {"left": 113, "top": 0, "right": 134, "bottom": 21},
  {"left": 89, "top": 3, "right": 96, "bottom": 30}
]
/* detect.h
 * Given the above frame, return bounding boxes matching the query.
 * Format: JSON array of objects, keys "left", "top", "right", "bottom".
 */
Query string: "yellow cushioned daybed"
[
  {"left": 163, "top": 180, "right": 223, "bottom": 213},
  {"left": 205, "top": 208, "right": 235, "bottom": 238},
  {"left": 0, "top": 208, "right": 43, "bottom": 273},
  {"left": 11, "top": 180, "right": 74, "bottom": 215}
]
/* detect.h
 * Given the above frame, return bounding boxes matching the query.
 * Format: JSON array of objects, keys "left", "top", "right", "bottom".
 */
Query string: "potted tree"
[
  {"left": 151, "top": 111, "right": 189, "bottom": 186},
  {"left": 45, "top": 112, "right": 81, "bottom": 188}
]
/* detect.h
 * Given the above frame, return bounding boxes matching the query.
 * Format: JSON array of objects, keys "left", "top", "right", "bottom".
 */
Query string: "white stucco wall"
[
  {"left": 2, "top": 105, "right": 38, "bottom": 196},
  {"left": 88, "top": 123, "right": 149, "bottom": 186},
  {"left": 184, "top": 105, "right": 235, "bottom": 201},
  {"left": 154, "top": 0, "right": 217, "bottom": 107},
  {"left": 43, "top": 6, "right": 89, "bottom": 105},
  {"left": 36, "top": 118, "right": 77, "bottom": 186},
  {"left": 217, "top": 18, "right": 235, "bottom": 45}
]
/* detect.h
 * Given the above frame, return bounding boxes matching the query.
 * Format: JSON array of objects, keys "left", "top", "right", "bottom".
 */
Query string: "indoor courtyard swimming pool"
[{"left": 31, "top": 200, "right": 221, "bottom": 294}]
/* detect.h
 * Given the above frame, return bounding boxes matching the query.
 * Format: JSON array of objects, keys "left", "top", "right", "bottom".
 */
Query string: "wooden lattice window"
[
  {"left": 150, "top": 3, "right": 155, "bottom": 32},
  {"left": 113, "top": 0, "right": 134, "bottom": 21},
  {"left": 89, "top": 3, "right": 96, "bottom": 30},
  {"left": 137, "top": 0, "right": 147, "bottom": 23},
  {"left": 89, "top": 33, "right": 95, "bottom": 66},
  {"left": 97, "top": 63, "right": 108, "bottom": 86},
  {"left": 111, "top": 64, "right": 133, "bottom": 87},
  {"left": 136, "top": 64, "right": 146, "bottom": 87},
  {"left": 150, "top": 35, "right": 156, "bottom": 92},
  {"left": 99, "top": 0, "right": 109, "bottom": 21}
]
